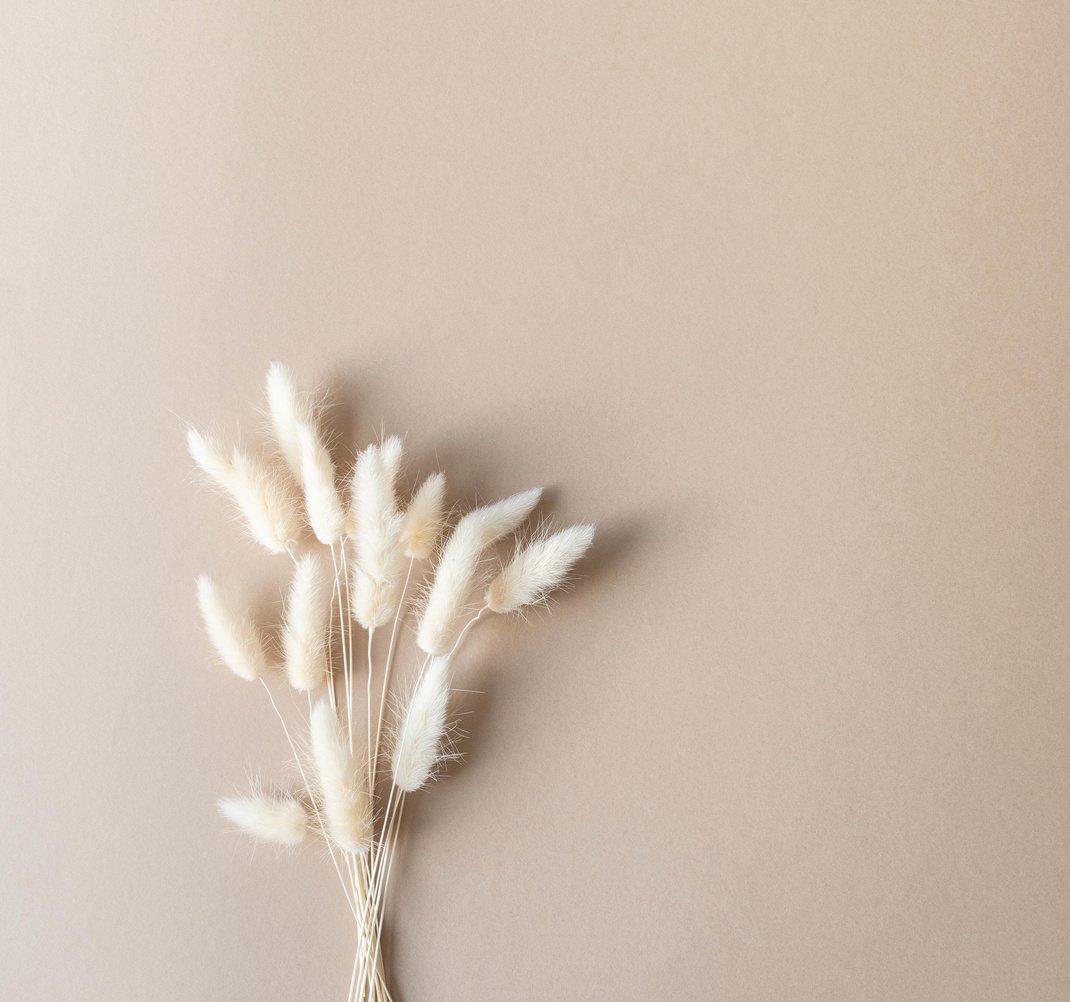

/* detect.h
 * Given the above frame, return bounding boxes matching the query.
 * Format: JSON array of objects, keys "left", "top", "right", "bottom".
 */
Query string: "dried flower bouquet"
[{"left": 187, "top": 364, "right": 594, "bottom": 1001}]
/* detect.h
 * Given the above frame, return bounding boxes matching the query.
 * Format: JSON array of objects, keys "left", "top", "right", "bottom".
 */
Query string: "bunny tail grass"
[
  {"left": 196, "top": 575, "right": 266, "bottom": 682},
  {"left": 416, "top": 488, "right": 542, "bottom": 654},
  {"left": 403, "top": 472, "right": 446, "bottom": 560},
  {"left": 297, "top": 422, "right": 346, "bottom": 545},
  {"left": 282, "top": 553, "right": 332, "bottom": 691},
  {"left": 265, "top": 362, "right": 310, "bottom": 479},
  {"left": 218, "top": 794, "right": 309, "bottom": 846},
  {"left": 187, "top": 427, "right": 300, "bottom": 554},
  {"left": 186, "top": 427, "right": 232, "bottom": 485},
  {"left": 486, "top": 523, "right": 595, "bottom": 613},
  {"left": 351, "top": 437, "right": 407, "bottom": 629},
  {"left": 309, "top": 700, "right": 373, "bottom": 855},
  {"left": 391, "top": 656, "right": 452, "bottom": 792},
  {"left": 380, "top": 434, "right": 404, "bottom": 479}
]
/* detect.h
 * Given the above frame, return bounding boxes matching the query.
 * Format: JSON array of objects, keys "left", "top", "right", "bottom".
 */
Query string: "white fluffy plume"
[
  {"left": 380, "top": 435, "right": 403, "bottom": 480},
  {"left": 196, "top": 575, "right": 266, "bottom": 682},
  {"left": 417, "top": 488, "right": 542, "bottom": 655},
  {"left": 265, "top": 363, "right": 345, "bottom": 543},
  {"left": 282, "top": 554, "right": 331, "bottom": 691},
  {"left": 186, "top": 427, "right": 232, "bottom": 484},
  {"left": 218, "top": 794, "right": 309, "bottom": 846},
  {"left": 187, "top": 428, "right": 300, "bottom": 554},
  {"left": 265, "top": 362, "right": 310, "bottom": 479},
  {"left": 486, "top": 524, "right": 595, "bottom": 613},
  {"left": 309, "top": 700, "right": 373, "bottom": 855},
  {"left": 351, "top": 437, "right": 407, "bottom": 629},
  {"left": 391, "top": 656, "right": 452, "bottom": 793},
  {"left": 297, "top": 422, "right": 346, "bottom": 545},
  {"left": 402, "top": 472, "right": 446, "bottom": 560}
]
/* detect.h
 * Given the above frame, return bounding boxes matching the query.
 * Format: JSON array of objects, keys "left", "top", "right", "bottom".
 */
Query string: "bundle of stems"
[{"left": 189, "top": 364, "right": 594, "bottom": 1001}]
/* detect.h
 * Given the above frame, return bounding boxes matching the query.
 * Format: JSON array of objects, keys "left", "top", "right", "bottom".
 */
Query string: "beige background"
[{"left": 2, "top": 3, "right": 1068, "bottom": 1000}]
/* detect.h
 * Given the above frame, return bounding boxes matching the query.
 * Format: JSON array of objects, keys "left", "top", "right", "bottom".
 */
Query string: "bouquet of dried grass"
[{"left": 187, "top": 364, "right": 594, "bottom": 1001}]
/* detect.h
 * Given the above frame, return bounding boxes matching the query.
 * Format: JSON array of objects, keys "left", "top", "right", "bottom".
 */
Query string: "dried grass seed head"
[
  {"left": 282, "top": 553, "right": 331, "bottom": 691},
  {"left": 309, "top": 700, "right": 373, "bottom": 855},
  {"left": 486, "top": 523, "right": 595, "bottom": 614},
  {"left": 218, "top": 793, "right": 309, "bottom": 847},
  {"left": 196, "top": 574, "right": 267, "bottom": 682},
  {"left": 416, "top": 487, "right": 542, "bottom": 654}
]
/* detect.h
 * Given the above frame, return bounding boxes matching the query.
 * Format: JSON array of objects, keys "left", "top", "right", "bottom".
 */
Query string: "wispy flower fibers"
[
  {"left": 282, "top": 554, "right": 331, "bottom": 691},
  {"left": 218, "top": 794, "right": 309, "bottom": 846},
  {"left": 265, "top": 362, "right": 310, "bottom": 480},
  {"left": 402, "top": 472, "right": 446, "bottom": 560},
  {"left": 187, "top": 428, "right": 300, "bottom": 554},
  {"left": 309, "top": 700, "right": 373, "bottom": 855},
  {"left": 196, "top": 574, "right": 266, "bottom": 682},
  {"left": 266, "top": 363, "right": 345, "bottom": 543},
  {"left": 486, "top": 524, "right": 595, "bottom": 614},
  {"left": 350, "top": 437, "right": 407, "bottom": 629},
  {"left": 417, "top": 488, "right": 542, "bottom": 655},
  {"left": 297, "top": 421, "right": 346, "bottom": 545},
  {"left": 391, "top": 656, "right": 451, "bottom": 792}
]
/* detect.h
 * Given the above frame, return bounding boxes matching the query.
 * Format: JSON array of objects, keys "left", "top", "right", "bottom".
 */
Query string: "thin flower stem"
[
  {"left": 329, "top": 544, "right": 355, "bottom": 751},
  {"left": 366, "top": 627, "right": 375, "bottom": 797},
  {"left": 347, "top": 933, "right": 361, "bottom": 1002},
  {"left": 361, "top": 794, "right": 405, "bottom": 1002},
  {"left": 372, "top": 557, "right": 415, "bottom": 793},
  {"left": 352, "top": 836, "right": 389, "bottom": 995},
  {"left": 384, "top": 557, "right": 414, "bottom": 680},
  {"left": 260, "top": 679, "right": 357, "bottom": 920},
  {"left": 335, "top": 545, "right": 389, "bottom": 1001},
  {"left": 370, "top": 647, "right": 431, "bottom": 875},
  {"left": 352, "top": 873, "right": 375, "bottom": 993},
  {"left": 333, "top": 559, "right": 386, "bottom": 1002},
  {"left": 340, "top": 542, "right": 357, "bottom": 753},
  {"left": 324, "top": 558, "right": 339, "bottom": 713},
  {"left": 303, "top": 689, "right": 359, "bottom": 921},
  {"left": 445, "top": 605, "right": 489, "bottom": 662},
  {"left": 352, "top": 856, "right": 393, "bottom": 1002},
  {"left": 355, "top": 608, "right": 488, "bottom": 999},
  {"left": 324, "top": 544, "right": 374, "bottom": 995},
  {"left": 356, "top": 642, "right": 428, "bottom": 1002},
  {"left": 349, "top": 862, "right": 376, "bottom": 1002},
  {"left": 349, "top": 862, "right": 388, "bottom": 1002},
  {"left": 367, "top": 609, "right": 487, "bottom": 912},
  {"left": 372, "top": 795, "right": 404, "bottom": 932}
]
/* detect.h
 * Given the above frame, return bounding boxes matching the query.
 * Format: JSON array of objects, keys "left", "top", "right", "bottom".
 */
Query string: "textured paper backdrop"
[{"left": 2, "top": 3, "right": 1068, "bottom": 1000}]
